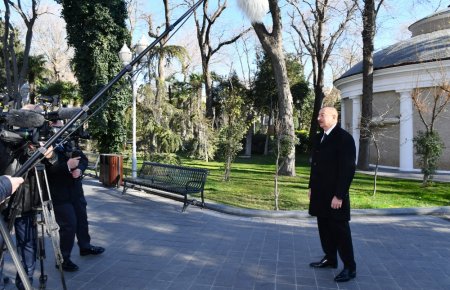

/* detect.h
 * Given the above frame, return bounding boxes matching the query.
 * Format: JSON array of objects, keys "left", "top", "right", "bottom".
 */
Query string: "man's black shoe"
[
  {"left": 56, "top": 259, "right": 79, "bottom": 272},
  {"left": 334, "top": 268, "right": 356, "bottom": 282},
  {"left": 309, "top": 258, "right": 337, "bottom": 268},
  {"left": 80, "top": 245, "right": 105, "bottom": 256}
]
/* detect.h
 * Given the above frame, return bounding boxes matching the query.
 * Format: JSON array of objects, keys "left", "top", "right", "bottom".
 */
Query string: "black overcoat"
[
  {"left": 45, "top": 149, "right": 88, "bottom": 205},
  {"left": 308, "top": 124, "right": 356, "bottom": 221}
]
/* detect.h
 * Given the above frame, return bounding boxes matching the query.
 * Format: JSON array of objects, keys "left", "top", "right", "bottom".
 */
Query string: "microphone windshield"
[
  {"left": 57, "top": 107, "right": 86, "bottom": 120},
  {"left": 5, "top": 109, "right": 45, "bottom": 128},
  {"left": 237, "top": 0, "right": 269, "bottom": 23}
]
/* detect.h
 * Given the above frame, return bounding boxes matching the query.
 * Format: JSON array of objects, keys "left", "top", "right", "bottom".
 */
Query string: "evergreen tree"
[
  {"left": 56, "top": 0, "right": 131, "bottom": 153},
  {"left": 251, "top": 52, "right": 310, "bottom": 123}
]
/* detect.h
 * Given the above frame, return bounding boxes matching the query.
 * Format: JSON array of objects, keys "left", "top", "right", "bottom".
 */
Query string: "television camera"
[
  {"left": 0, "top": 106, "right": 89, "bottom": 150},
  {"left": 0, "top": 106, "right": 88, "bottom": 290}
]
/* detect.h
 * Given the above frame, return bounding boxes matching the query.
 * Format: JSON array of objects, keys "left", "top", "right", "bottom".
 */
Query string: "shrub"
[{"left": 295, "top": 129, "right": 310, "bottom": 154}]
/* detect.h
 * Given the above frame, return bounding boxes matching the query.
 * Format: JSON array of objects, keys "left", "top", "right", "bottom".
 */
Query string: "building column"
[
  {"left": 351, "top": 96, "right": 361, "bottom": 161},
  {"left": 340, "top": 99, "right": 346, "bottom": 130},
  {"left": 398, "top": 90, "right": 414, "bottom": 171}
]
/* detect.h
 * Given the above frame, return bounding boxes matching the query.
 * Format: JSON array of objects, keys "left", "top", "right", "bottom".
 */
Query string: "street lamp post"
[{"left": 119, "top": 36, "right": 149, "bottom": 178}]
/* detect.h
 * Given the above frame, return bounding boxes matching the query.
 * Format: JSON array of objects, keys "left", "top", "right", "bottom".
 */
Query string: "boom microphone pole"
[{"left": 13, "top": 0, "right": 205, "bottom": 178}]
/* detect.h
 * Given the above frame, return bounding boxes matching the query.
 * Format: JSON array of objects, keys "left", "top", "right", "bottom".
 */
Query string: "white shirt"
[{"left": 323, "top": 123, "right": 337, "bottom": 136}]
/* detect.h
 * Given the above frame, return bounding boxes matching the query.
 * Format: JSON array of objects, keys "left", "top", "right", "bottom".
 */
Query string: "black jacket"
[
  {"left": 3, "top": 150, "right": 43, "bottom": 216},
  {"left": 308, "top": 124, "right": 356, "bottom": 221},
  {"left": 45, "top": 148, "right": 88, "bottom": 205}
]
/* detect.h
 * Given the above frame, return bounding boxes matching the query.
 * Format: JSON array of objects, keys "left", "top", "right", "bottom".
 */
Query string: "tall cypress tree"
[{"left": 56, "top": 0, "right": 131, "bottom": 153}]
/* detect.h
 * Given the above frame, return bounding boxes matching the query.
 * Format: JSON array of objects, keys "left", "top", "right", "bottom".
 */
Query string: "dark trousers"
[
  {"left": 53, "top": 196, "right": 91, "bottom": 259},
  {"left": 317, "top": 216, "right": 356, "bottom": 270},
  {"left": 14, "top": 213, "right": 37, "bottom": 288}
]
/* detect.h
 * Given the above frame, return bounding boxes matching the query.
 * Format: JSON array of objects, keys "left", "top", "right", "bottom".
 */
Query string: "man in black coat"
[
  {"left": 308, "top": 106, "right": 357, "bottom": 282},
  {"left": 45, "top": 141, "right": 104, "bottom": 272}
]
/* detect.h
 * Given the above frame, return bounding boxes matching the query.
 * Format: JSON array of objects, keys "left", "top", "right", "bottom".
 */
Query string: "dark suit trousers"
[
  {"left": 317, "top": 217, "right": 356, "bottom": 270},
  {"left": 54, "top": 197, "right": 91, "bottom": 259}
]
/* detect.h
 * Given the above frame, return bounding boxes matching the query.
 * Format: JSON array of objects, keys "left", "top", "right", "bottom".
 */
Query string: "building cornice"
[{"left": 335, "top": 59, "right": 450, "bottom": 98}]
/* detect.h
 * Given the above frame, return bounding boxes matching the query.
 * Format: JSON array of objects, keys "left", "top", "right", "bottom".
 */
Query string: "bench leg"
[
  {"left": 201, "top": 191, "right": 205, "bottom": 208},
  {"left": 181, "top": 195, "right": 189, "bottom": 212},
  {"left": 122, "top": 182, "right": 127, "bottom": 195}
]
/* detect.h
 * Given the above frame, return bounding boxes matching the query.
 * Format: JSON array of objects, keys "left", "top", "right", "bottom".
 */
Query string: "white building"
[{"left": 335, "top": 7, "right": 450, "bottom": 172}]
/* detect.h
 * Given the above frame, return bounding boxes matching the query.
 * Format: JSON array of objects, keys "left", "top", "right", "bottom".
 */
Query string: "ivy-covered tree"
[{"left": 56, "top": 0, "right": 131, "bottom": 153}]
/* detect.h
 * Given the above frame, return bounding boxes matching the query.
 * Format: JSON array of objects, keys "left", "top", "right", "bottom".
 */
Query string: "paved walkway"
[
  {"left": 356, "top": 169, "right": 450, "bottom": 183},
  {"left": 3, "top": 177, "right": 450, "bottom": 290}
]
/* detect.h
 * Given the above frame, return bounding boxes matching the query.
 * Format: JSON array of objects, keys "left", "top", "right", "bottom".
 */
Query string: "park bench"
[
  {"left": 85, "top": 152, "right": 100, "bottom": 177},
  {"left": 122, "top": 162, "right": 208, "bottom": 212}
]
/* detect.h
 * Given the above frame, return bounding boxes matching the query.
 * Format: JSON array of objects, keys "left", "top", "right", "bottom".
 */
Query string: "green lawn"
[
  {"left": 117, "top": 154, "right": 449, "bottom": 211},
  {"left": 180, "top": 155, "right": 450, "bottom": 211}
]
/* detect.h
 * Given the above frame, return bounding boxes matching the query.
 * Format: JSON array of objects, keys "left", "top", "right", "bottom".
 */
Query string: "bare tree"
[
  {"left": 412, "top": 83, "right": 450, "bottom": 185},
  {"left": 147, "top": 0, "right": 171, "bottom": 108},
  {"left": 189, "top": 0, "right": 250, "bottom": 119},
  {"left": 272, "top": 108, "right": 296, "bottom": 209},
  {"left": 287, "top": 0, "right": 357, "bottom": 151},
  {"left": 241, "top": 0, "right": 297, "bottom": 176},
  {"left": 2, "top": 0, "right": 41, "bottom": 107},
  {"left": 328, "top": 39, "right": 362, "bottom": 81},
  {"left": 365, "top": 108, "right": 400, "bottom": 195},
  {"left": 357, "top": 0, "right": 385, "bottom": 170},
  {"left": 33, "top": 11, "right": 74, "bottom": 82}
]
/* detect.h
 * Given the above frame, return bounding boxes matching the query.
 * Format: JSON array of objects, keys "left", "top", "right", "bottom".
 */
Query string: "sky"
[
  {"left": 133, "top": 0, "right": 449, "bottom": 86},
  {"left": 4, "top": 0, "right": 449, "bottom": 87}
]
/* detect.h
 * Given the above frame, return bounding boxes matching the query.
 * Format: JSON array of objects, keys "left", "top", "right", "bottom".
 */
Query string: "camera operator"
[
  {"left": 45, "top": 137, "right": 105, "bottom": 272},
  {"left": 0, "top": 104, "right": 56, "bottom": 290},
  {"left": 1, "top": 147, "right": 55, "bottom": 290}
]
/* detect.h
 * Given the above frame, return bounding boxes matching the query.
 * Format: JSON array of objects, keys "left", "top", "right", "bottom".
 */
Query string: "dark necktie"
[{"left": 321, "top": 133, "right": 328, "bottom": 143}]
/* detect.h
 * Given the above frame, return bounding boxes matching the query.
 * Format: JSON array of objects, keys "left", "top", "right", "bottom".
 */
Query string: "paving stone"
[{"left": 2, "top": 177, "right": 448, "bottom": 290}]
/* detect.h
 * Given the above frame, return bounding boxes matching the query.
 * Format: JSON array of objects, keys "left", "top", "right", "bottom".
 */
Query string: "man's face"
[{"left": 317, "top": 107, "right": 337, "bottom": 131}]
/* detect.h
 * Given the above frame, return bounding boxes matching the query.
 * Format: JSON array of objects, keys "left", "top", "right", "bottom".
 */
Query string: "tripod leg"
[
  {"left": 0, "top": 219, "right": 32, "bottom": 290},
  {"left": 37, "top": 212, "right": 47, "bottom": 289},
  {"left": 34, "top": 165, "right": 67, "bottom": 290}
]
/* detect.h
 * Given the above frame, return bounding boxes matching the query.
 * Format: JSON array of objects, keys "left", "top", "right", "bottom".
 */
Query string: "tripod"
[
  {"left": 33, "top": 164, "right": 67, "bottom": 290},
  {"left": 0, "top": 161, "right": 68, "bottom": 290}
]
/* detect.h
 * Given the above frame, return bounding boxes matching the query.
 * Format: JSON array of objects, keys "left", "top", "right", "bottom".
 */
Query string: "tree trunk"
[
  {"left": 309, "top": 83, "right": 325, "bottom": 152},
  {"left": 204, "top": 67, "right": 214, "bottom": 119},
  {"left": 252, "top": 1, "right": 296, "bottom": 176},
  {"left": 358, "top": 0, "right": 376, "bottom": 170},
  {"left": 156, "top": 56, "right": 166, "bottom": 106},
  {"left": 264, "top": 111, "right": 272, "bottom": 155},
  {"left": 267, "top": 49, "right": 295, "bottom": 176},
  {"left": 244, "top": 123, "right": 253, "bottom": 156},
  {"left": 274, "top": 156, "right": 279, "bottom": 211}
]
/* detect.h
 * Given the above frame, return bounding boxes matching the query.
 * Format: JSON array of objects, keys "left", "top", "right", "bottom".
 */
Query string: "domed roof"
[
  {"left": 337, "top": 7, "right": 450, "bottom": 81},
  {"left": 409, "top": 7, "right": 450, "bottom": 36}
]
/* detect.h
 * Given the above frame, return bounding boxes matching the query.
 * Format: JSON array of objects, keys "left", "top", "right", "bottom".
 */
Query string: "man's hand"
[
  {"left": 331, "top": 196, "right": 343, "bottom": 209},
  {"left": 44, "top": 145, "right": 54, "bottom": 159},
  {"left": 71, "top": 168, "right": 82, "bottom": 179},
  {"left": 308, "top": 188, "right": 311, "bottom": 200},
  {"left": 6, "top": 176, "right": 24, "bottom": 194},
  {"left": 67, "top": 157, "right": 81, "bottom": 170},
  {"left": 39, "top": 142, "right": 54, "bottom": 159}
]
